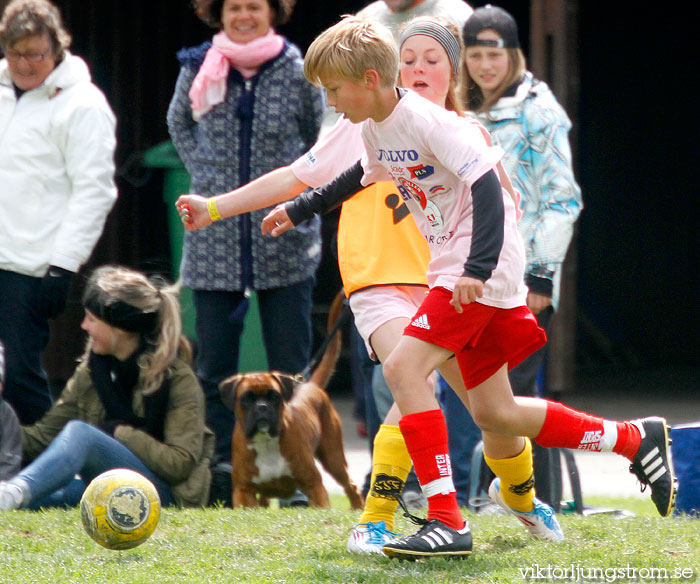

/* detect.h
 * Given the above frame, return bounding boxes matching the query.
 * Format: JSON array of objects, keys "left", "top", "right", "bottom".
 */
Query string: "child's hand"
[
  {"left": 450, "top": 277, "right": 484, "bottom": 313},
  {"left": 175, "top": 195, "right": 211, "bottom": 230},
  {"left": 526, "top": 292, "right": 552, "bottom": 315},
  {"left": 261, "top": 205, "right": 293, "bottom": 237}
]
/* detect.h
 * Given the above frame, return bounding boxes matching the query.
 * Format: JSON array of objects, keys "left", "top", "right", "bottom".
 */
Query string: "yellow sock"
[
  {"left": 484, "top": 438, "right": 535, "bottom": 513},
  {"left": 359, "top": 425, "right": 412, "bottom": 530}
]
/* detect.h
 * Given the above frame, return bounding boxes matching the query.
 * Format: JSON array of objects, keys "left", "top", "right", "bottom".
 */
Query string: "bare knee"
[
  {"left": 382, "top": 352, "right": 430, "bottom": 396},
  {"left": 381, "top": 352, "right": 407, "bottom": 392},
  {"left": 470, "top": 405, "right": 516, "bottom": 434}
]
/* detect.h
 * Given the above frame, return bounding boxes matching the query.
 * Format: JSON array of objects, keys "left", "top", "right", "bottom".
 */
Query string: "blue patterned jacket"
[
  {"left": 167, "top": 41, "right": 324, "bottom": 291},
  {"left": 474, "top": 72, "right": 583, "bottom": 308}
]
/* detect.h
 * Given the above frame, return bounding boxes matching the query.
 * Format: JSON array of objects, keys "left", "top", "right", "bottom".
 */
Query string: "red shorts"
[{"left": 403, "top": 287, "right": 546, "bottom": 389}]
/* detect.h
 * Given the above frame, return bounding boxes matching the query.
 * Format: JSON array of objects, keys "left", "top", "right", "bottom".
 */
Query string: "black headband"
[{"left": 83, "top": 291, "right": 159, "bottom": 334}]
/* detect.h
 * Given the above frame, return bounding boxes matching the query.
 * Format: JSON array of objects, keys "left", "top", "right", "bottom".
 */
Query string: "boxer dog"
[{"left": 219, "top": 291, "right": 364, "bottom": 509}]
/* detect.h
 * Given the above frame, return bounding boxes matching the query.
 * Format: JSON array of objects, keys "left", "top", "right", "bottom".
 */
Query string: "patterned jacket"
[
  {"left": 167, "top": 41, "right": 324, "bottom": 291},
  {"left": 474, "top": 72, "right": 583, "bottom": 307}
]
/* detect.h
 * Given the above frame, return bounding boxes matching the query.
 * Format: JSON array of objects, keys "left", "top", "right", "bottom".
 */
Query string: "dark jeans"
[
  {"left": 350, "top": 321, "right": 381, "bottom": 442},
  {"left": 193, "top": 278, "right": 315, "bottom": 462},
  {"left": 509, "top": 307, "right": 554, "bottom": 397},
  {"left": 509, "top": 307, "right": 562, "bottom": 508},
  {"left": 17, "top": 420, "right": 173, "bottom": 509},
  {"left": 0, "top": 269, "right": 53, "bottom": 425},
  {"left": 348, "top": 323, "right": 381, "bottom": 496},
  {"left": 438, "top": 374, "right": 482, "bottom": 506}
]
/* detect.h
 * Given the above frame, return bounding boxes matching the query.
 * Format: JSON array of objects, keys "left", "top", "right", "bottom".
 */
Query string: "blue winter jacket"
[
  {"left": 167, "top": 40, "right": 324, "bottom": 291},
  {"left": 475, "top": 72, "right": 583, "bottom": 308}
]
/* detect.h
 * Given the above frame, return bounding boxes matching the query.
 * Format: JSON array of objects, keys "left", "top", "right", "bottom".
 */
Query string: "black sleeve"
[
  {"left": 285, "top": 161, "right": 366, "bottom": 226},
  {"left": 525, "top": 274, "right": 553, "bottom": 297},
  {"left": 462, "top": 169, "right": 505, "bottom": 282}
]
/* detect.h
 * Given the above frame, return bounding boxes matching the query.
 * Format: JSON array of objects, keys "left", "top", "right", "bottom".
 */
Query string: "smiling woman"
[
  {"left": 220, "top": 0, "right": 273, "bottom": 44},
  {"left": 166, "top": 0, "right": 324, "bottom": 505},
  {"left": 193, "top": 0, "right": 295, "bottom": 32}
]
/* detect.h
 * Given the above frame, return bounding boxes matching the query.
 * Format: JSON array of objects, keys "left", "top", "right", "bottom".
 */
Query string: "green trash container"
[{"left": 142, "top": 141, "right": 268, "bottom": 372}]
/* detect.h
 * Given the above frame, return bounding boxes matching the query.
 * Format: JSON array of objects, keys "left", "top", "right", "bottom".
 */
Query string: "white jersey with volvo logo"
[{"left": 360, "top": 90, "right": 528, "bottom": 308}]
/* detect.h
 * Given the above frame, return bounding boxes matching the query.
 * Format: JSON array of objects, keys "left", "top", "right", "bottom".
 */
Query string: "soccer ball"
[{"left": 80, "top": 469, "right": 161, "bottom": 550}]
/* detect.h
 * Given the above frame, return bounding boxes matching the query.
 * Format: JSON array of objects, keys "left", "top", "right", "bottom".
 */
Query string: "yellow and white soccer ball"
[{"left": 80, "top": 468, "right": 161, "bottom": 550}]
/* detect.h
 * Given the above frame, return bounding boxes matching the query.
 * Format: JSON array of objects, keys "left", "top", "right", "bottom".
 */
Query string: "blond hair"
[
  {"left": 304, "top": 15, "right": 398, "bottom": 87},
  {"left": 465, "top": 47, "right": 526, "bottom": 113},
  {"left": 83, "top": 266, "right": 192, "bottom": 395}
]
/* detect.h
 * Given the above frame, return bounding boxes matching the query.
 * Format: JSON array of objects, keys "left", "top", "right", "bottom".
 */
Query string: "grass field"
[{"left": 1, "top": 495, "right": 697, "bottom": 584}]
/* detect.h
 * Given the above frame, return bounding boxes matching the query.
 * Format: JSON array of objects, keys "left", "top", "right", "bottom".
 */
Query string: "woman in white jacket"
[{"left": 0, "top": 0, "right": 117, "bottom": 425}]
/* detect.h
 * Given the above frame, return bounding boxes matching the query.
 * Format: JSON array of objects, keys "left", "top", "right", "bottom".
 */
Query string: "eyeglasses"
[{"left": 3, "top": 49, "right": 50, "bottom": 63}]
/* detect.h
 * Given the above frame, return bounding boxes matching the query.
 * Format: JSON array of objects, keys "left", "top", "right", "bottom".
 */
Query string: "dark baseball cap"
[{"left": 462, "top": 4, "right": 520, "bottom": 49}]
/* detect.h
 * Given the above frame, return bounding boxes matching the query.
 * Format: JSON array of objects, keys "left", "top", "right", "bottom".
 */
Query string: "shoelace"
[
  {"left": 363, "top": 522, "right": 398, "bottom": 544},
  {"left": 628, "top": 426, "right": 672, "bottom": 494},
  {"left": 533, "top": 500, "right": 557, "bottom": 526},
  {"left": 628, "top": 460, "right": 651, "bottom": 493},
  {"left": 394, "top": 493, "right": 428, "bottom": 527}
]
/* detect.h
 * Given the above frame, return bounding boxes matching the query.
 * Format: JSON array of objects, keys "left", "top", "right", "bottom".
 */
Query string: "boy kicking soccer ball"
[{"left": 275, "top": 16, "right": 676, "bottom": 560}]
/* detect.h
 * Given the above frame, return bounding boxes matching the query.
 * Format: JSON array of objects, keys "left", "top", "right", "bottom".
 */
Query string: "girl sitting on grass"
[{"left": 0, "top": 266, "right": 214, "bottom": 511}]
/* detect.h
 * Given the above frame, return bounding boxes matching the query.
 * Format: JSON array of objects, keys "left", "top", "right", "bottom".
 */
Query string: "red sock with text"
[
  {"left": 399, "top": 409, "right": 464, "bottom": 530},
  {"left": 535, "top": 401, "right": 641, "bottom": 458}
]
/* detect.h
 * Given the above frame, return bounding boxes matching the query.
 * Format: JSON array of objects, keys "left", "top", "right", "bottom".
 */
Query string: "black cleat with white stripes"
[
  {"left": 382, "top": 519, "right": 472, "bottom": 560},
  {"left": 629, "top": 417, "right": 677, "bottom": 517}
]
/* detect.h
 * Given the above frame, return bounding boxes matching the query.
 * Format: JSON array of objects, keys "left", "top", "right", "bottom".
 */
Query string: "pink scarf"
[{"left": 189, "top": 29, "right": 284, "bottom": 121}]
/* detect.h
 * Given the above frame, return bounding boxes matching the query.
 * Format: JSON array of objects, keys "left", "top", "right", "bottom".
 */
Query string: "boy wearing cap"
[
  {"left": 271, "top": 15, "right": 675, "bottom": 559},
  {"left": 0, "top": 341, "right": 22, "bottom": 481}
]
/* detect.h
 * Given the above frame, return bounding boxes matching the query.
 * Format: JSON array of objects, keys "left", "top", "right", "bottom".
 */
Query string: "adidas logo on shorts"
[{"left": 411, "top": 314, "right": 430, "bottom": 330}]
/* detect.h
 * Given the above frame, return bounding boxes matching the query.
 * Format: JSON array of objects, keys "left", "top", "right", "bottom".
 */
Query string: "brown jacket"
[{"left": 21, "top": 356, "right": 214, "bottom": 507}]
